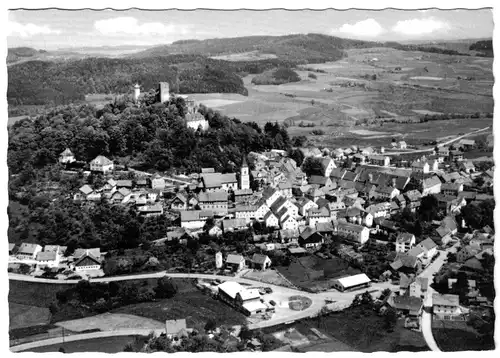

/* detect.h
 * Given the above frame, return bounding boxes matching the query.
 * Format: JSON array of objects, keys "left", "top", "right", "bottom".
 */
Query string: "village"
[{"left": 8, "top": 114, "right": 495, "bottom": 348}]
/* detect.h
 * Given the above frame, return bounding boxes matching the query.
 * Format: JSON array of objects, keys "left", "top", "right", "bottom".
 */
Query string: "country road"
[{"left": 384, "top": 126, "right": 490, "bottom": 156}]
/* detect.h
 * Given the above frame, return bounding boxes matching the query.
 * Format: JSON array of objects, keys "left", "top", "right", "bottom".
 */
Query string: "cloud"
[
  {"left": 94, "top": 17, "right": 191, "bottom": 36},
  {"left": 332, "top": 19, "right": 386, "bottom": 38},
  {"left": 8, "top": 21, "right": 61, "bottom": 37},
  {"left": 392, "top": 18, "right": 451, "bottom": 36}
]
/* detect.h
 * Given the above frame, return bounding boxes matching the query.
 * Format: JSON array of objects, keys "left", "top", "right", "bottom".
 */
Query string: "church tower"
[
  {"left": 240, "top": 156, "right": 250, "bottom": 190},
  {"left": 158, "top": 82, "right": 170, "bottom": 103},
  {"left": 133, "top": 84, "right": 140, "bottom": 102}
]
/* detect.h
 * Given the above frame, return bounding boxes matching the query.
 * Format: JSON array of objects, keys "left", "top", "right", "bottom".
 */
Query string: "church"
[{"left": 133, "top": 82, "right": 209, "bottom": 131}]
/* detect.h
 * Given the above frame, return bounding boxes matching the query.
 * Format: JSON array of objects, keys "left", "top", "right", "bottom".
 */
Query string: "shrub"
[{"left": 308, "top": 72, "right": 317, "bottom": 79}]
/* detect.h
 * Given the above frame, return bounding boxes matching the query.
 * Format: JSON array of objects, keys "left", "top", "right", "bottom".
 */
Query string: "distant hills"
[{"left": 6, "top": 34, "right": 493, "bottom": 106}]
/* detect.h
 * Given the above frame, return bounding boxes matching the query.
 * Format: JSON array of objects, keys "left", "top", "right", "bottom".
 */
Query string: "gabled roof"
[
  {"left": 79, "top": 184, "right": 94, "bottom": 195},
  {"left": 270, "top": 196, "right": 287, "bottom": 213},
  {"left": 337, "top": 221, "right": 367, "bottom": 233},
  {"left": 308, "top": 175, "right": 329, "bottom": 186},
  {"left": 394, "top": 252, "right": 418, "bottom": 268},
  {"left": 308, "top": 206, "right": 330, "bottom": 217},
  {"left": 422, "top": 176, "right": 441, "bottom": 189},
  {"left": 251, "top": 253, "right": 270, "bottom": 265},
  {"left": 116, "top": 180, "right": 133, "bottom": 187},
  {"left": 432, "top": 293, "right": 459, "bottom": 307},
  {"left": 36, "top": 251, "right": 57, "bottom": 261},
  {"left": 226, "top": 254, "right": 245, "bottom": 264},
  {"left": 91, "top": 155, "right": 113, "bottom": 165},
  {"left": 316, "top": 221, "right": 334, "bottom": 233},
  {"left": 397, "top": 233, "right": 415, "bottom": 244},
  {"left": 392, "top": 296, "right": 422, "bottom": 312},
  {"left": 198, "top": 191, "right": 228, "bottom": 202},
  {"left": 18, "top": 243, "right": 41, "bottom": 254},
  {"left": 173, "top": 193, "right": 187, "bottom": 203},
  {"left": 60, "top": 148, "right": 74, "bottom": 156}
]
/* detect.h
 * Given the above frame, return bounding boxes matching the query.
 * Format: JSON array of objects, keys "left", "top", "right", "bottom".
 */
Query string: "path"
[{"left": 385, "top": 126, "right": 490, "bottom": 156}]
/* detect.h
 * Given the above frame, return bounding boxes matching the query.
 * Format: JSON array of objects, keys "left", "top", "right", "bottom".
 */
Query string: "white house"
[
  {"left": 321, "top": 158, "right": 337, "bottom": 177},
  {"left": 411, "top": 161, "right": 430, "bottom": 174},
  {"left": 307, "top": 207, "right": 331, "bottom": 227},
  {"left": 36, "top": 251, "right": 61, "bottom": 268},
  {"left": 17, "top": 243, "right": 43, "bottom": 260},
  {"left": 336, "top": 221, "right": 370, "bottom": 244},
  {"left": 90, "top": 155, "right": 114, "bottom": 173},
  {"left": 395, "top": 233, "right": 416, "bottom": 253},
  {"left": 73, "top": 250, "right": 101, "bottom": 271},
  {"left": 433, "top": 294, "right": 463, "bottom": 318},
  {"left": 59, "top": 148, "right": 76, "bottom": 164},
  {"left": 180, "top": 210, "right": 213, "bottom": 230},
  {"left": 263, "top": 211, "right": 279, "bottom": 228}
]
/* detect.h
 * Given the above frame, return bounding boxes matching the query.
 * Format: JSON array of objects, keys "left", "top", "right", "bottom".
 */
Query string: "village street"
[{"left": 418, "top": 242, "right": 460, "bottom": 351}]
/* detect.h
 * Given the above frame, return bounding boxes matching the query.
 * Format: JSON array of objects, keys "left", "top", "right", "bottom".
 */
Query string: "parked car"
[
  {"left": 264, "top": 287, "right": 273, "bottom": 294},
  {"left": 269, "top": 300, "right": 276, "bottom": 306}
]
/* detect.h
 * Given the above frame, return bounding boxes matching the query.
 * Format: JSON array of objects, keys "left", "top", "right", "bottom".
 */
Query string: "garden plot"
[{"left": 55, "top": 313, "right": 165, "bottom": 332}]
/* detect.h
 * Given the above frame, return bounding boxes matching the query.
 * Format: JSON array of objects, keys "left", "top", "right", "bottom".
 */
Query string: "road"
[
  {"left": 10, "top": 328, "right": 164, "bottom": 352},
  {"left": 384, "top": 126, "right": 490, "bottom": 156},
  {"left": 418, "top": 242, "right": 461, "bottom": 352}
]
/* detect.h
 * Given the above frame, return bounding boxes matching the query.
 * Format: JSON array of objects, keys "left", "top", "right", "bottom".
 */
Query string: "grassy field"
[
  {"left": 25, "top": 335, "right": 143, "bottom": 353},
  {"left": 9, "top": 303, "right": 51, "bottom": 330},
  {"left": 432, "top": 319, "right": 495, "bottom": 351},
  {"left": 276, "top": 255, "right": 361, "bottom": 292},
  {"left": 112, "top": 283, "right": 247, "bottom": 330},
  {"left": 9, "top": 280, "right": 70, "bottom": 309},
  {"left": 55, "top": 313, "right": 165, "bottom": 332}
]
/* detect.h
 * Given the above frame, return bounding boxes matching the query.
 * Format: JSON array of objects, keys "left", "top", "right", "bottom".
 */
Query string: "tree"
[
  {"left": 384, "top": 307, "right": 398, "bottom": 330},
  {"left": 204, "top": 318, "right": 217, "bottom": 332},
  {"left": 155, "top": 277, "right": 178, "bottom": 299},
  {"left": 239, "top": 325, "right": 253, "bottom": 340},
  {"left": 287, "top": 148, "right": 305, "bottom": 167},
  {"left": 301, "top": 157, "right": 324, "bottom": 176}
]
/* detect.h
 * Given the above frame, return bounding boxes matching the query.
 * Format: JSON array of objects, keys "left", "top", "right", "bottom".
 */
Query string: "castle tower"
[
  {"left": 158, "top": 82, "right": 170, "bottom": 103},
  {"left": 133, "top": 84, "right": 140, "bottom": 102},
  {"left": 240, "top": 156, "right": 250, "bottom": 190}
]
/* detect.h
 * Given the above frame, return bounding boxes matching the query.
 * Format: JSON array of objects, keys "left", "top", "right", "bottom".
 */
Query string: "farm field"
[
  {"left": 9, "top": 303, "right": 51, "bottom": 330},
  {"left": 25, "top": 335, "right": 142, "bottom": 353},
  {"left": 55, "top": 313, "right": 164, "bottom": 332},
  {"left": 276, "top": 255, "right": 361, "bottom": 292},
  {"left": 185, "top": 47, "right": 492, "bottom": 148},
  {"left": 112, "top": 279, "right": 247, "bottom": 330}
]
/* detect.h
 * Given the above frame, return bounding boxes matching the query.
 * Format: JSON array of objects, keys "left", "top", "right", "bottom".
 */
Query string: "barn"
[{"left": 332, "top": 273, "right": 371, "bottom": 292}]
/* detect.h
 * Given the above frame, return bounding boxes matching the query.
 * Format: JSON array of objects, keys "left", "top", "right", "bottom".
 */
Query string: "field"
[
  {"left": 240, "top": 268, "right": 295, "bottom": 288},
  {"left": 211, "top": 51, "right": 278, "bottom": 61},
  {"left": 184, "top": 47, "right": 493, "bottom": 148},
  {"left": 276, "top": 255, "right": 361, "bottom": 292},
  {"left": 112, "top": 279, "right": 247, "bottom": 330},
  {"left": 55, "top": 313, "right": 165, "bottom": 332},
  {"left": 9, "top": 303, "right": 51, "bottom": 330},
  {"left": 25, "top": 335, "right": 142, "bottom": 353},
  {"left": 432, "top": 318, "right": 495, "bottom": 351}
]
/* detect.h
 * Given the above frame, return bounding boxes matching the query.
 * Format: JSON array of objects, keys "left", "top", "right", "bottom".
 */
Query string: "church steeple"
[{"left": 240, "top": 155, "right": 250, "bottom": 190}]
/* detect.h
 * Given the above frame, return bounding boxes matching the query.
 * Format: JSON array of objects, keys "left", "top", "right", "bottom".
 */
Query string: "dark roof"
[
  {"left": 252, "top": 253, "right": 270, "bottom": 265},
  {"left": 391, "top": 296, "right": 423, "bottom": 312}
]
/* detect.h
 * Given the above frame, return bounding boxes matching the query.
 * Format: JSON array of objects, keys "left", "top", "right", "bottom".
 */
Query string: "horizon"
[{"left": 7, "top": 9, "right": 493, "bottom": 50}]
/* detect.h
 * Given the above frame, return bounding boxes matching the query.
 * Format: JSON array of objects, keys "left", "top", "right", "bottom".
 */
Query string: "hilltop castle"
[{"left": 133, "top": 82, "right": 209, "bottom": 131}]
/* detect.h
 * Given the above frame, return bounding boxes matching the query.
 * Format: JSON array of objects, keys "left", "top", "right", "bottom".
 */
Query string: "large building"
[
  {"left": 198, "top": 191, "right": 229, "bottom": 215},
  {"left": 217, "top": 281, "right": 269, "bottom": 316},
  {"left": 240, "top": 157, "right": 250, "bottom": 190},
  {"left": 332, "top": 273, "right": 371, "bottom": 292},
  {"left": 90, "top": 155, "right": 114, "bottom": 173}
]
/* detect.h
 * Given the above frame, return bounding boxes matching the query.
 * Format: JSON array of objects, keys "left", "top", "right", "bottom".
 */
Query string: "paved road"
[
  {"left": 385, "top": 126, "right": 490, "bottom": 156},
  {"left": 418, "top": 242, "right": 461, "bottom": 352},
  {"left": 10, "top": 328, "right": 164, "bottom": 352}
]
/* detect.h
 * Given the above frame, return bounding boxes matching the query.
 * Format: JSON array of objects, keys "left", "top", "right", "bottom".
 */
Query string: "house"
[
  {"left": 280, "top": 214, "right": 299, "bottom": 231},
  {"left": 390, "top": 296, "right": 423, "bottom": 317},
  {"left": 369, "top": 155, "right": 390, "bottom": 167},
  {"left": 116, "top": 180, "right": 133, "bottom": 189},
  {"left": 458, "top": 139, "right": 475, "bottom": 150},
  {"left": 321, "top": 158, "right": 337, "bottom": 177},
  {"left": 17, "top": 243, "right": 43, "bottom": 260},
  {"left": 90, "top": 155, "right": 114, "bottom": 173},
  {"left": 374, "top": 186, "right": 400, "bottom": 200},
  {"left": 433, "top": 293, "right": 462, "bottom": 318},
  {"left": 449, "top": 150, "right": 464, "bottom": 162},
  {"left": 409, "top": 277, "right": 428, "bottom": 299},
  {"left": 390, "top": 253, "right": 421, "bottom": 274},
  {"left": 395, "top": 233, "right": 416, "bottom": 253},
  {"left": 457, "top": 245, "right": 481, "bottom": 263},
  {"left": 352, "top": 153, "right": 366, "bottom": 164},
  {"left": 336, "top": 221, "right": 370, "bottom": 244},
  {"left": 234, "top": 205, "right": 257, "bottom": 222},
  {"left": 298, "top": 227, "right": 324, "bottom": 249},
  {"left": 421, "top": 176, "right": 442, "bottom": 196},
  {"left": 263, "top": 211, "right": 279, "bottom": 228},
  {"left": 277, "top": 181, "right": 293, "bottom": 198},
  {"left": 165, "top": 319, "right": 190, "bottom": 340},
  {"left": 74, "top": 184, "right": 94, "bottom": 202},
  {"left": 200, "top": 173, "right": 238, "bottom": 192},
  {"left": 198, "top": 191, "right": 228, "bottom": 216},
  {"left": 459, "top": 161, "right": 476, "bottom": 174},
  {"left": 73, "top": 249, "right": 101, "bottom": 271},
  {"left": 59, "top": 148, "right": 75, "bottom": 164},
  {"left": 225, "top": 254, "right": 246, "bottom": 272},
  {"left": 307, "top": 206, "right": 331, "bottom": 227},
  {"left": 262, "top": 187, "right": 282, "bottom": 207},
  {"left": 366, "top": 202, "right": 390, "bottom": 219},
  {"left": 151, "top": 175, "right": 166, "bottom": 190},
  {"left": 332, "top": 273, "right": 371, "bottom": 292},
  {"left": 306, "top": 188, "right": 325, "bottom": 202},
  {"left": 36, "top": 251, "right": 60, "bottom": 268},
  {"left": 279, "top": 229, "right": 299, "bottom": 243},
  {"left": 399, "top": 141, "right": 407, "bottom": 150},
  {"left": 436, "top": 216, "right": 458, "bottom": 244},
  {"left": 137, "top": 204, "right": 164, "bottom": 217},
  {"left": 171, "top": 193, "right": 188, "bottom": 211},
  {"left": 109, "top": 188, "right": 131, "bottom": 204},
  {"left": 328, "top": 202, "right": 346, "bottom": 220},
  {"left": 415, "top": 238, "right": 438, "bottom": 261},
  {"left": 411, "top": 161, "right": 430, "bottom": 174},
  {"left": 165, "top": 228, "right": 193, "bottom": 244},
  {"left": 222, "top": 218, "right": 248, "bottom": 233},
  {"left": 315, "top": 221, "right": 335, "bottom": 236},
  {"left": 441, "top": 183, "right": 464, "bottom": 196},
  {"left": 297, "top": 197, "right": 318, "bottom": 217},
  {"left": 251, "top": 254, "right": 272, "bottom": 270},
  {"left": 217, "top": 281, "right": 267, "bottom": 316},
  {"left": 234, "top": 188, "right": 253, "bottom": 202},
  {"left": 180, "top": 210, "right": 213, "bottom": 230},
  {"left": 308, "top": 175, "right": 333, "bottom": 188},
  {"left": 403, "top": 190, "right": 421, "bottom": 212}
]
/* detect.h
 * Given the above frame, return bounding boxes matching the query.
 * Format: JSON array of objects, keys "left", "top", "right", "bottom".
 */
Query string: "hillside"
[{"left": 7, "top": 56, "right": 248, "bottom": 106}]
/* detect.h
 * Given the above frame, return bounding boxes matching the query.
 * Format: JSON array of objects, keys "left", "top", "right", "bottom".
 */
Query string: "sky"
[{"left": 7, "top": 9, "right": 493, "bottom": 50}]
